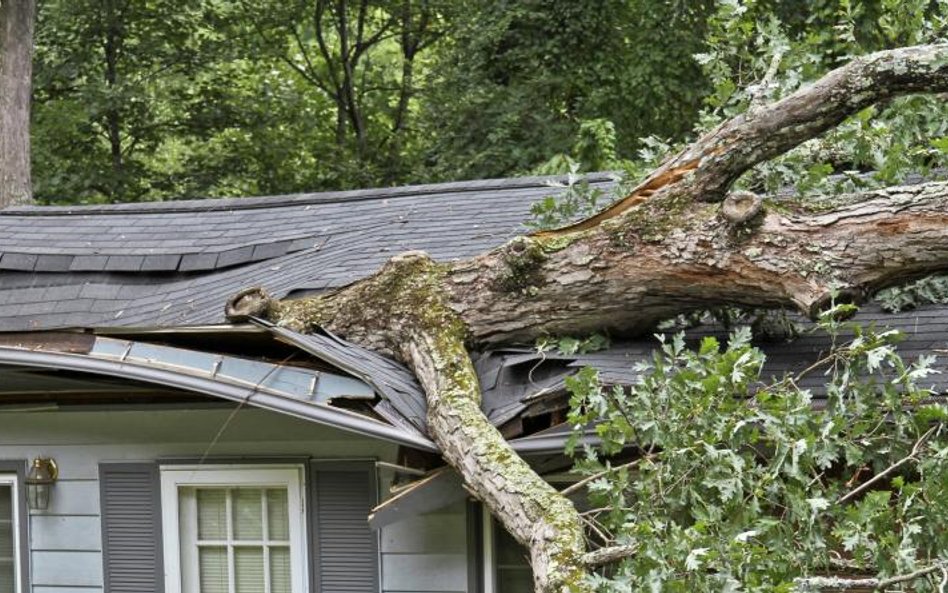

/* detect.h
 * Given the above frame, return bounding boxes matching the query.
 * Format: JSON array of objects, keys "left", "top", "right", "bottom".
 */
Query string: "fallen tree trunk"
[{"left": 227, "top": 43, "right": 948, "bottom": 592}]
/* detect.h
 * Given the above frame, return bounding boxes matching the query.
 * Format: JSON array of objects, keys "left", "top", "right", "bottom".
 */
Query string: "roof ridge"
[{"left": 2, "top": 172, "right": 617, "bottom": 217}]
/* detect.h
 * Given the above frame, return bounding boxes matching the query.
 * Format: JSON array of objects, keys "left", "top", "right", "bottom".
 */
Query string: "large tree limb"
[
  {"left": 540, "top": 43, "right": 948, "bottom": 237},
  {"left": 229, "top": 253, "right": 590, "bottom": 592},
  {"left": 230, "top": 179, "right": 948, "bottom": 591},
  {"left": 447, "top": 180, "right": 948, "bottom": 345},
  {"left": 227, "top": 44, "right": 948, "bottom": 592}
]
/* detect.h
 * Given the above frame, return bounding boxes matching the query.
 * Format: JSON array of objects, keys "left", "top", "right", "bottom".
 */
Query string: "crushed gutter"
[{"left": 0, "top": 343, "right": 438, "bottom": 452}]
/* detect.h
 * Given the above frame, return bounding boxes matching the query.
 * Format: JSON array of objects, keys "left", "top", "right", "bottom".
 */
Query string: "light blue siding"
[
  {"left": 380, "top": 502, "right": 469, "bottom": 593},
  {"left": 30, "top": 515, "right": 100, "bottom": 551},
  {"left": 0, "top": 406, "right": 409, "bottom": 593},
  {"left": 39, "top": 481, "right": 99, "bottom": 516},
  {"left": 31, "top": 551, "right": 103, "bottom": 587}
]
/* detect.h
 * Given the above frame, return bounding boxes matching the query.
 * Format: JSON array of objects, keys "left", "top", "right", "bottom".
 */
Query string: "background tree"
[
  {"left": 0, "top": 0, "right": 35, "bottom": 207},
  {"left": 239, "top": 0, "right": 444, "bottom": 187},
  {"left": 32, "top": 0, "right": 221, "bottom": 201},
  {"left": 421, "top": 0, "right": 714, "bottom": 179}
]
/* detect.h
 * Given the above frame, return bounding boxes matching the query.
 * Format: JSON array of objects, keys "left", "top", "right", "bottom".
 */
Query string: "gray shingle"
[
  {"left": 217, "top": 245, "right": 255, "bottom": 268},
  {"left": 179, "top": 252, "right": 219, "bottom": 271},
  {"left": 79, "top": 283, "right": 121, "bottom": 300},
  {"left": 35, "top": 254, "right": 74, "bottom": 271},
  {"left": 251, "top": 240, "right": 293, "bottom": 261},
  {"left": 70, "top": 255, "right": 110, "bottom": 271},
  {"left": 140, "top": 253, "right": 182, "bottom": 271},
  {"left": 105, "top": 255, "right": 145, "bottom": 272},
  {"left": 0, "top": 252, "right": 37, "bottom": 271}
]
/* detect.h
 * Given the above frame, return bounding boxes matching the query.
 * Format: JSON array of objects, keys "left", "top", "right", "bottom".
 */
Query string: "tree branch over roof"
[
  {"left": 538, "top": 43, "right": 948, "bottom": 238},
  {"left": 228, "top": 43, "right": 948, "bottom": 592}
]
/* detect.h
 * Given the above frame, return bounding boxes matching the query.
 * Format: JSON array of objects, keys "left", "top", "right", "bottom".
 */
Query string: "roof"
[
  {"left": 1, "top": 173, "right": 946, "bottom": 452},
  {"left": 477, "top": 303, "right": 948, "bottom": 432},
  {"left": 0, "top": 174, "right": 614, "bottom": 331}
]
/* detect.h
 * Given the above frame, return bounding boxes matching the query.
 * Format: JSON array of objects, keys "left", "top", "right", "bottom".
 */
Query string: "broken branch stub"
[
  {"left": 224, "top": 286, "right": 273, "bottom": 321},
  {"left": 721, "top": 191, "right": 763, "bottom": 225}
]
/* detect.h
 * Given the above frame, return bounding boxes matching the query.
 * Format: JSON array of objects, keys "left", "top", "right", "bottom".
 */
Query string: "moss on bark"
[{"left": 261, "top": 250, "right": 592, "bottom": 592}]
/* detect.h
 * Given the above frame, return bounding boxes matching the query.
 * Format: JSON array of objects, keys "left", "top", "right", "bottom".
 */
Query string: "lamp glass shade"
[
  {"left": 26, "top": 458, "right": 57, "bottom": 511},
  {"left": 26, "top": 483, "right": 50, "bottom": 511}
]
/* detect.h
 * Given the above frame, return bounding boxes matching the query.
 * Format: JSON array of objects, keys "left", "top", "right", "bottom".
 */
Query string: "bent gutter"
[{"left": 0, "top": 346, "right": 438, "bottom": 452}]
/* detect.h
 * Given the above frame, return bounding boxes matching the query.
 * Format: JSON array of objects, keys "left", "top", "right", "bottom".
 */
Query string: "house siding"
[
  {"left": 381, "top": 503, "right": 469, "bottom": 593},
  {"left": 0, "top": 406, "right": 469, "bottom": 593}
]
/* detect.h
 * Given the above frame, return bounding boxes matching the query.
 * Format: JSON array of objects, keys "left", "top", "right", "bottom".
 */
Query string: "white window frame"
[
  {"left": 481, "top": 508, "right": 496, "bottom": 593},
  {"left": 160, "top": 465, "right": 308, "bottom": 593},
  {"left": 482, "top": 510, "right": 536, "bottom": 593},
  {"left": 0, "top": 474, "right": 22, "bottom": 593}
]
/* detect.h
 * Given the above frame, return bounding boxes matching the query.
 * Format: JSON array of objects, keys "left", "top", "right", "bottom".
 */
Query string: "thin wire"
[{"left": 198, "top": 351, "right": 299, "bottom": 464}]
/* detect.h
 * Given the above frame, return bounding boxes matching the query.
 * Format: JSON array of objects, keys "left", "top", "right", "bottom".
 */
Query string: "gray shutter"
[
  {"left": 310, "top": 461, "right": 379, "bottom": 593},
  {"left": 99, "top": 463, "right": 164, "bottom": 593}
]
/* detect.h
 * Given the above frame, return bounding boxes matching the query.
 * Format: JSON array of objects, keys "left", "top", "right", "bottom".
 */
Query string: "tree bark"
[
  {"left": 0, "top": 0, "right": 35, "bottom": 207},
  {"left": 102, "top": 3, "right": 124, "bottom": 199},
  {"left": 227, "top": 43, "right": 948, "bottom": 592}
]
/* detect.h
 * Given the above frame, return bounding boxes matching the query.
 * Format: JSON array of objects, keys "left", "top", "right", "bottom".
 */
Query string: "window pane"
[
  {"left": 495, "top": 523, "right": 532, "bottom": 593},
  {"left": 496, "top": 527, "right": 530, "bottom": 566},
  {"left": 270, "top": 547, "right": 291, "bottom": 593},
  {"left": 197, "top": 489, "right": 227, "bottom": 540},
  {"left": 267, "top": 489, "right": 289, "bottom": 541},
  {"left": 199, "top": 546, "right": 228, "bottom": 593},
  {"left": 235, "top": 547, "right": 265, "bottom": 593},
  {"left": 0, "top": 485, "right": 14, "bottom": 591},
  {"left": 497, "top": 568, "right": 533, "bottom": 593},
  {"left": 232, "top": 489, "right": 263, "bottom": 540}
]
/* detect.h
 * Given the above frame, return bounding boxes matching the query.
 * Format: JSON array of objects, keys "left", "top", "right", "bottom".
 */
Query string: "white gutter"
[{"left": 0, "top": 346, "right": 438, "bottom": 452}]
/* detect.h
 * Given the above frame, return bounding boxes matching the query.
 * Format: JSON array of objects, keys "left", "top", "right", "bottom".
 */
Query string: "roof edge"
[
  {"left": 4, "top": 172, "right": 619, "bottom": 216},
  {"left": 0, "top": 346, "right": 438, "bottom": 451}
]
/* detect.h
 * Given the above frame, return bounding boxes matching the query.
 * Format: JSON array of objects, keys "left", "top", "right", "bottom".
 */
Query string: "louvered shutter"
[
  {"left": 99, "top": 463, "right": 164, "bottom": 593},
  {"left": 310, "top": 461, "right": 379, "bottom": 593}
]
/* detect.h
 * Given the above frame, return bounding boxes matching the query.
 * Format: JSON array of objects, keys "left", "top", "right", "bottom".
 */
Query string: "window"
[
  {"left": 0, "top": 475, "right": 21, "bottom": 592},
  {"left": 161, "top": 466, "right": 308, "bottom": 593},
  {"left": 482, "top": 512, "right": 532, "bottom": 593}
]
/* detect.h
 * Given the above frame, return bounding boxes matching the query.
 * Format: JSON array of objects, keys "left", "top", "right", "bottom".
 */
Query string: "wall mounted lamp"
[{"left": 26, "top": 457, "right": 58, "bottom": 511}]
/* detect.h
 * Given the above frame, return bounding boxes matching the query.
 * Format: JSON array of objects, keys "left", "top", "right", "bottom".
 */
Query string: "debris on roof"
[{"left": 0, "top": 173, "right": 946, "bottom": 451}]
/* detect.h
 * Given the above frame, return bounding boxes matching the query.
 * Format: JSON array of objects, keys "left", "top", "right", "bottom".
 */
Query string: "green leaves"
[
  {"left": 527, "top": 166, "right": 608, "bottom": 230},
  {"left": 695, "top": 0, "right": 948, "bottom": 199},
  {"left": 567, "top": 308, "right": 948, "bottom": 591}
]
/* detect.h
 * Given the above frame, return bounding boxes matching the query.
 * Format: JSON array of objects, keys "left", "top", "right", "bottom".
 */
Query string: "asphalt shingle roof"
[
  {"left": 0, "top": 174, "right": 615, "bottom": 330},
  {"left": 476, "top": 304, "right": 948, "bottom": 427}
]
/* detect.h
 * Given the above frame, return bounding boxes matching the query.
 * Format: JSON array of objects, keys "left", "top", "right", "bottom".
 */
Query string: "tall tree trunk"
[
  {"left": 0, "top": 0, "right": 35, "bottom": 208},
  {"left": 227, "top": 43, "right": 948, "bottom": 592},
  {"left": 103, "top": 4, "right": 123, "bottom": 199}
]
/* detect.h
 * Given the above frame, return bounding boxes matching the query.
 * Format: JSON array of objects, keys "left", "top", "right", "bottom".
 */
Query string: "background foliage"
[
  {"left": 31, "top": 0, "right": 948, "bottom": 204},
  {"left": 31, "top": 0, "right": 715, "bottom": 203}
]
